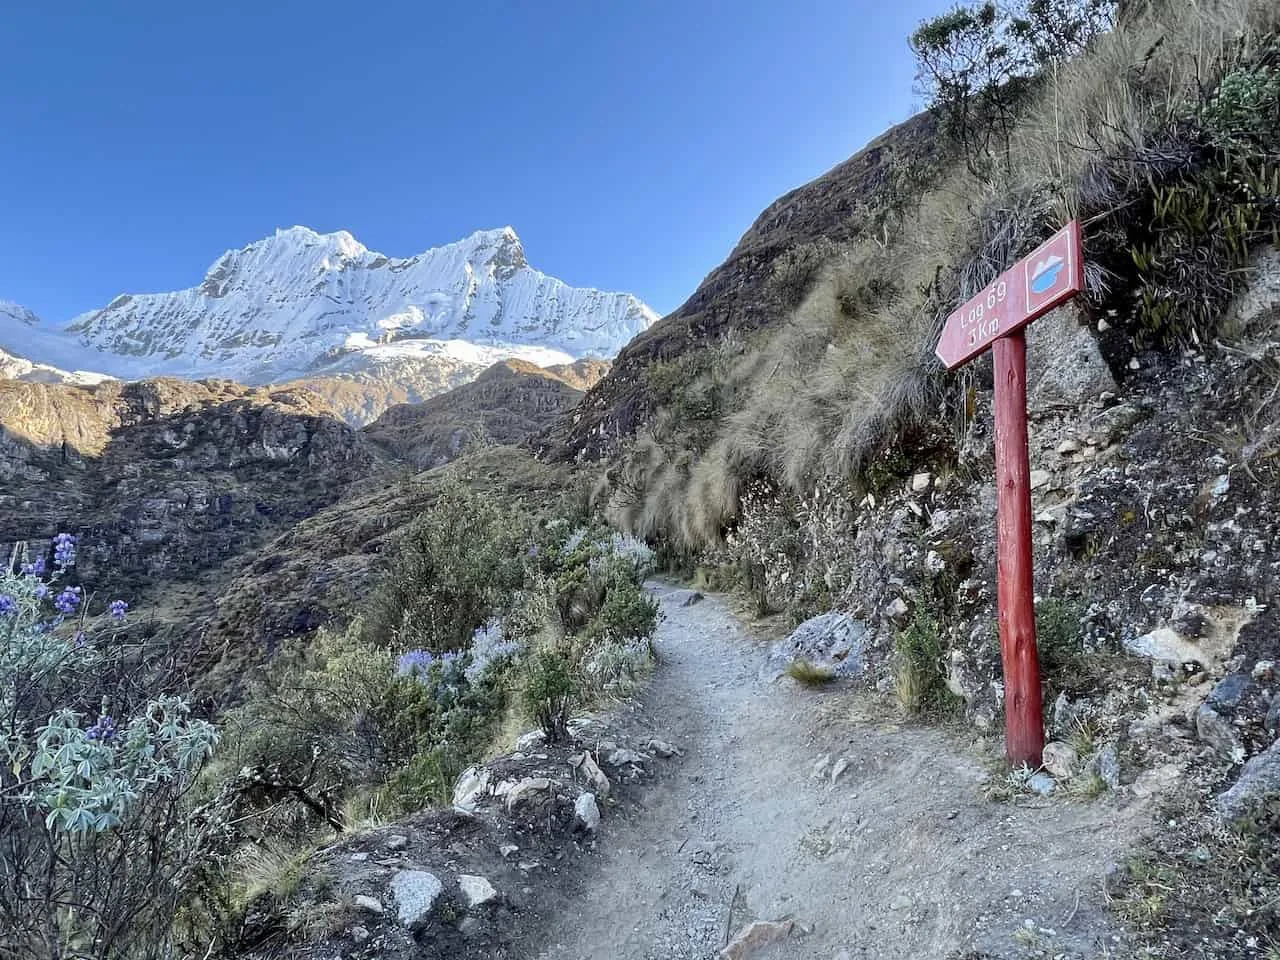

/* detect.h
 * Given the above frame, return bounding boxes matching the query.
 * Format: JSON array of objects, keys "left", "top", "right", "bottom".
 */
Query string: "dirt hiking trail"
[{"left": 535, "top": 584, "right": 1150, "bottom": 960}]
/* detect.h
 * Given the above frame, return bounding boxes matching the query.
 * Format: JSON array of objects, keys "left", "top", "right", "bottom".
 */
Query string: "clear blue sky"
[{"left": 1, "top": 1, "right": 941, "bottom": 324}]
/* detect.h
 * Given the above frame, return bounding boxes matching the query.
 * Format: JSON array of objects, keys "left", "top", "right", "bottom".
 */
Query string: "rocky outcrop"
[{"left": 0, "top": 378, "right": 393, "bottom": 600}]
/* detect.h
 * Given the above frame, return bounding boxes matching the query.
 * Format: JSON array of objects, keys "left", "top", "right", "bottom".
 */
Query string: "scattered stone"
[
  {"left": 1123, "top": 626, "right": 1213, "bottom": 677},
  {"left": 1051, "top": 692, "right": 1078, "bottom": 736},
  {"left": 767, "top": 612, "right": 868, "bottom": 679},
  {"left": 810, "top": 755, "right": 831, "bottom": 780},
  {"left": 889, "top": 894, "right": 912, "bottom": 911},
  {"left": 911, "top": 472, "right": 932, "bottom": 493},
  {"left": 606, "top": 748, "right": 644, "bottom": 767},
  {"left": 1211, "top": 474, "right": 1230, "bottom": 498},
  {"left": 1253, "top": 660, "right": 1275, "bottom": 681},
  {"left": 354, "top": 894, "right": 384, "bottom": 915},
  {"left": 1196, "top": 704, "right": 1242, "bottom": 759},
  {"left": 690, "top": 877, "right": 714, "bottom": 900},
  {"left": 505, "top": 777, "right": 554, "bottom": 813},
  {"left": 1266, "top": 696, "right": 1280, "bottom": 737},
  {"left": 458, "top": 874, "right": 499, "bottom": 908},
  {"left": 687, "top": 840, "right": 724, "bottom": 866},
  {"left": 718, "top": 919, "right": 794, "bottom": 960},
  {"left": 682, "top": 592, "right": 705, "bottom": 607},
  {"left": 1217, "top": 740, "right": 1280, "bottom": 820},
  {"left": 572, "top": 750, "right": 612, "bottom": 798},
  {"left": 1027, "top": 772, "right": 1057, "bottom": 796},
  {"left": 499, "top": 843, "right": 519, "bottom": 859},
  {"left": 516, "top": 729, "right": 548, "bottom": 753},
  {"left": 884, "top": 597, "right": 910, "bottom": 624},
  {"left": 384, "top": 834, "right": 408, "bottom": 852},
  {"left": 1029, "top": 469, "right": 1052, "bottom": 490},
  {"left": 830, "top": 758, "right": 850, "bottom": 784},
  {"left": 574, "top": 792, "right": 601, "bottom": 832},
  {"left": 350, "top": 925, "right": 370, "bottom": 943},
  {"left": 453, "top": 766, "right": 491, "bottom": 811},
  {"left": 1057, "top": 438, "right": 1081, "bottom": 455},
  {"left": 1091, "top": 745, "right": 1120, "bottom": 789},
  {"left": 1207, "top": 673, "right": 1250, "bottom": 712},
  {"left": 646, "top": 739, "right": 683, "bottom": 758},
  {"left": 1041, "top": 741, "right": 1079, "bottom": 780},
  {"left": 349, "top": 851, "right": 370, "bottom": 863},
  {"left": 390, "top": 870, "right": 443, "bottom": 929}
]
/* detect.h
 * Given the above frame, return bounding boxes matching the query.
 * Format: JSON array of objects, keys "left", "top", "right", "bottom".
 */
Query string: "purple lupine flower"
[
  {"left": 73, "top": 631, "right": 87, "bottom": 648},
  {"left": 20, "top": 556, "right": 46, "bottom": 576},
  {"left": 52, "top": 533, "right": 77, "bottom": 569},
  {"left": 34, "top": 583, "right": 49, "bottom": 600},
  {"left": 0, "top": 595, "right": 16, "bottom": 616},
  {"left": 396, "top": 649, "right": 435, "bottom": 677},
  {"left": 54, "top": 586, "right": 82, "bottom": 615},
  {"left": 108, "top": 599, "right": 128, "bottom": 620},
  {"left": 85, "top": 715, "right": 118, "bottom": 742}
]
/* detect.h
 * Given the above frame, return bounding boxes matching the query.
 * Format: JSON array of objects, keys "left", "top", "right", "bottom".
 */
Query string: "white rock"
[
  {"left": 646, "top": 739, "right": 682, "bottom": 758},
  {"left": 1029, "top": 469, "right": 1052, "bottom": 490},
  {"left": 390, "top": 870, "right": 443, "bottom": 929},
  {"left": 606, "top": 748, "right": 644, "bottom": 767},
  {"left": 458, "top": 874, "right": 499, "bottom": 908},
  {"left": 1123, "top": 626, "right": 1212, "bottom": 675},
  {"left": 354, "top": 894, "right": 384, "bottom": 915},
  {"left": 384, "top": 834, "right": 408, "bottom": 851},
  {"left": 350, "top": 925, "right": 370, "bottom": 942},
  {"left": 1057, "top": 439, "right": 1081, "bottom": 455},
  {"left": 830, "top": 758, "right": 850, "bottom": 784},
  {"left": 911, "top": 472, "right": 933, "bottom": 493},
  {"left": 499, "top": 843, "right": 519, "bottom": 858},
  {"left": 574, "top": 792, "right": 601, "bottom": 831},
  {"left": 505, "top": 777, "right": 554, "bottom": 813},
  {"left": 1041, "top": 741, "right": 1079, "bottom": 779},
  {"left": 1252, "top": 660, "right": 1275, "bottom": 680},
  {"left": 452, "top": 766, "right": 491, "bottom": 811},
  {"left": 571, "top": 750, "right": 612, "bottom": 798},
  {"left": 516, "top": 729, "right": 547, "bottom": 752},
  {"left": 1027, "top": 772, "right": 1057, "bottom": 796},
  {"left": 884, "top": 597, "right": 910, "bottom": 623}
]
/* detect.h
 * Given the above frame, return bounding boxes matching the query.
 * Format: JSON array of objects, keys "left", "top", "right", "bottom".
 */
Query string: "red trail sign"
[{"left": 935, "top": 220, "right": 1084, "bottom": 767}]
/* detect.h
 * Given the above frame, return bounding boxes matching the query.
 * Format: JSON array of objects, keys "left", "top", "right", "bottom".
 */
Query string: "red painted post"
[{"left": 991, "top": 330, "right": 1045, "bottom": 766}]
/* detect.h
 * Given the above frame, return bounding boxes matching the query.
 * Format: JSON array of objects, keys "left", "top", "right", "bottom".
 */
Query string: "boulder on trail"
[{"left": 766, "top": 612, "right": 867, "bottom": 679}]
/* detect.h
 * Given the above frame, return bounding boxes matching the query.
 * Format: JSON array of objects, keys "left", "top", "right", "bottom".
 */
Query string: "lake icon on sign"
[{"left": 1029, "top": 254, "right": 1065, "bottom": 294}]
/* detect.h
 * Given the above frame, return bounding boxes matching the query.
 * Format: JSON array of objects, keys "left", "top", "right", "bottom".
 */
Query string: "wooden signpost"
[{"left": 935, "top": 220, "right": 1085, "bottom": 766}]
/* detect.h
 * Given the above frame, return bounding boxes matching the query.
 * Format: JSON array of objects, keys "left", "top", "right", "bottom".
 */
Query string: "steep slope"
[
  {"left": 537, "top": 112, "right": 942, "bottom": 460},
  {"left": 0, "top": 377, "right": 394, "bottom": 601},
  {"left": 0, "top": 227, "right": 656, "bottom": 422},
  {"left": 363, "top": 359, "right": 597, "bottom": 469}
]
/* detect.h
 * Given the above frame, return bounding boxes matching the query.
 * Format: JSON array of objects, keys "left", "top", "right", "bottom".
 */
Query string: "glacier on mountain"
[{"left": 0, "top": 226, "right": 657, "bottom": 388}]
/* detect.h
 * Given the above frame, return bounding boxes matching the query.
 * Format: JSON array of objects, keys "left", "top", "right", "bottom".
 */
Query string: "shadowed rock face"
[
  {"left": 363, "top": 359, "right": 603, "bottom": 470},
  {"left": 0, "top": 377, "right": 393, "bottom": 598},
  {"left": 536, "top": 111, "right": 941, "bottom": 462}
]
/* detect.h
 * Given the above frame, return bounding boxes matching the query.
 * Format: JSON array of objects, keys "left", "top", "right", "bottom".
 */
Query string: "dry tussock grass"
[{"left": 604, "top": 0, "right": 1280, "bottom": 553}]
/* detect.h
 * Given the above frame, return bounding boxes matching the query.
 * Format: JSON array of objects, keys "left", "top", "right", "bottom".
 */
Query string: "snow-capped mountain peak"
[{"left": 0, "top": 225, "right": 656, "bottom": 422}]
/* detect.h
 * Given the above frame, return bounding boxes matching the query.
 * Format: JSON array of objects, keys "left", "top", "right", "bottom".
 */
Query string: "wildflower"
[
  {"left": 0, "top": 595, "right": 16, "bottom": 615},
  {"left": 396, "top": 649, "right": 435, "bottom": 677},
  {"left": 53, "top": 532, "right": 77, "bottom": 569},
  {"left": 34, "top": 583, "right": 49, "bottom": 600},
  {"left": 86, "top": 715, "right": 118, "bottom": 742},
  {"left": 74, "top": 631, "right": 87, "bottom": 648},
  {"left": 108, "top": 599, "right": 128, "bottom": 620},
  {"left": 54, "top": 586, "right": 82, "bottom": 615},
  {"left": 20, "top": 556, "right": 46, "bottom": 576}
]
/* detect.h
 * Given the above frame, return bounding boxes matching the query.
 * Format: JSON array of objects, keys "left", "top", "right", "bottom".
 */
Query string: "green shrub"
[
  {"left": 521, "top": 648, "right": 578, "bottom": 741},
  {"left": 893, "top": 606, "right": 962, "bottom": 716},
  {"left": 363, "top": 480, "right": 534, "bottom": 653}
]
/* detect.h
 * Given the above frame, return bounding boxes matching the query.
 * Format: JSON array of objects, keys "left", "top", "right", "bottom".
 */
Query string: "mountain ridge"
[{"left": 0, "top": 226, "right": 657, "bottom": 418}]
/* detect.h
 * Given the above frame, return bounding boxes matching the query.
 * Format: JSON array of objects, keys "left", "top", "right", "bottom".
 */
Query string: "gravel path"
[{"left": 535, "top": 583, "right": 1149, "bottom": 960}]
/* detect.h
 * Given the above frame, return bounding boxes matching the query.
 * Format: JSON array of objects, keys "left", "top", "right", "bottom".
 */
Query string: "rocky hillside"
[
  {"left": 537, "top": 111, "right": 943, "bottom": 461},
  {"left": 0, "top": 377, "right": 394, "bottom": 602},
  {"left": 364, "top": 359, "right": 604, "bottom": 469}
]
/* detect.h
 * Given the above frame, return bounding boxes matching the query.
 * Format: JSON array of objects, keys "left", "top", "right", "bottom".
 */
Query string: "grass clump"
[
  {"left": 893, "top": 606, "right": 963, "bottom": 716},
  {"left": 785, "top": 657, "right": 836, "bottom": 686}
]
